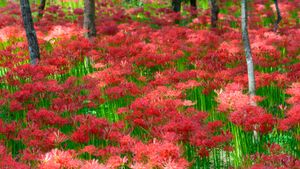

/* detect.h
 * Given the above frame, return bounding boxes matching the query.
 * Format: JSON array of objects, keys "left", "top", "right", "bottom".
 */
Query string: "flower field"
[{"left": 0, "top": 0, "right": 299, "bottom": 168}]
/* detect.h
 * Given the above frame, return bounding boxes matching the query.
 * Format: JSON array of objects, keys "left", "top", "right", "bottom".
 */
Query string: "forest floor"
[{"left": 0, "top": 0, "right": 299, "bottom": 168}]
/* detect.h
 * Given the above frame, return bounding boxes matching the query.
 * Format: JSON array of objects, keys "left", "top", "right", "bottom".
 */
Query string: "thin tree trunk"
[
  {"left": 190, "top": 0, "right": 197, "bottom": 17},
  {"left": 241, "top": 0, "right": 255, "bottom": 103},
  {"left": 273, "top": 0, "right": 281, "bottom": 31},
  {"left": 20, "top": 0, "right": 40, "bottom": 65},
  {"left": 190, "top": 0, "right": 196, "bottom": 10},
  {"left": 242, "top": 0, "right": 257, "bottom": 140},
  {"left": 84, "top": 0, "right": 96, "bottom": 38},
  {"left": 38, "top": 0, "right": 46, "bottom": 18},
  {"left": 210, "top": 0, "right": 219, "bottom": 28},
  {"left": 172, "top": 0, "right": 181, "bottom": 12}
]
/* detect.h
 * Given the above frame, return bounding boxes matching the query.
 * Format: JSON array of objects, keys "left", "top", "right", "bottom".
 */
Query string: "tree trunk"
[
  {"left": 190, "top": 0, "right": 197, "bottom": 17},
  {"left": 84, "top": 0, "right": 96, "bottom": 38},
  {"left": 20, "top": 0, "right": 40, "bottom": 65},
  {"left": 210, "top": 0, "right": 219, "bottom": 28},
  {"left": 273, "top": 0, "right": 281, "bottom": 31},
  {"left": 190, "top": 0, "right": 196, "bottom": 10},
  {"left": 38, "top": 0, "right": 46, "bottom": 18},
  {"left": 172, "top": 0, "right": 181, "bottom": 12},
  {"left": 241, "top": 0, "right": 255, "bottom": 103}
]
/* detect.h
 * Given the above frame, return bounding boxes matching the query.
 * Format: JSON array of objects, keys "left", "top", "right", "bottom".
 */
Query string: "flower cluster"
[{"left": 279, "top": 83, "right": 300, "bottom": 130}]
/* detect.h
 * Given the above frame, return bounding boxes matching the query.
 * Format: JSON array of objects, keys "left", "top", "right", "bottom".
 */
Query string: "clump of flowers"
[
  {"left": 249, "top": 144, "right": 300, "bottom": 168},
  {"left": 279, "top": 82, "right": 300, "bottom": 130},
  {"left": 0, "top": 144, "right": 29, "bottom": 169},
  {"left": 216, "top": 83, "right": 275, "bottom": 133},
  {"left": 216, "top": 83, "right": 251, "bottom": 112},
  {"left": 39, "top": 149, "right": 82, "bottom": 169},
  {"left": 130, "top": 140, "right": 189, "bottom": 169}
]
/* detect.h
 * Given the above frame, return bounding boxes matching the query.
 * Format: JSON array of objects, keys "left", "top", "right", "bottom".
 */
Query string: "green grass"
[
  {"left": 198, "top": 0, "right": 209, "bottom": 10},
  {"left": 0, "top": 0, "right": 6, "bottom": 7},
  {"left": 0, "top": 67, "right": 7, "bottom": 77},
  {"left": 184, "top": 82, "right": 300, "bottom": 168}
]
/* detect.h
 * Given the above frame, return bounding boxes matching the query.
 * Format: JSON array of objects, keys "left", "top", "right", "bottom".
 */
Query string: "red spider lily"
[
  {"left": 27, "top": 109, "right": 69, "bottom": 126},
  {"left": 279, "top": 104, "right": 300, "bottom": 131},
  {"left": 81, "top": 160, "right": 109, "bottom": 169},
  {"left": 39, "top": 149, "right": 82, "bottom": 169},
  {"left": 230, "top": 106, "right": 276, "bottom": 133},
  {"left": 0, "top": 120, "right": 17, "bottom": 139},
  {"left": 198, "top": 147, "right": 209, "bottom": 157},
  {"left": 286, "top": 83, "right": 300, "bottom": 105},
  {"left": 71, "top": 115, "right": 110, "bottom": 143},
  {"left": 79, "top": 145, "right": 97, "bottom": 155},
  {"left": 99, "top": 21, "right": 119, "bottom": 35},
  {"left": 106, "top": 155, "right": 128, "bottom": 168},
  {"left": 216, "top": 83, "right": 264, "bottom": 112},
  {"left": 175, "top": 80, "right": 202, "bottom": 90},
  {"left": 217, "top": 83, "right": 275, "bottom": 133},
  {"left": 47, "top": 130, "right": 68, "bottom": 146},
  {"left": 250, "top": 144, "right": 300, "bottom": 168},
  {"left": 18, "top": 124, "right": 56, "bottom": 151},
  {"left": 118, "top": 134, "right": 137, "bottom": 150},
  {"left": 51, "top": 97, "right": 81, "bottom": 113},
  {"left": 0, "top": 144, "right": 29, "bottom": 169},
  {"left": 73, "top": 8, "right": 84, "bottom": 15},
  {"left": 13, "top": 90, "right": 32, "bottom": 102},
  {"left": 71, "top": 125, "right": 90, "bottom": 143},
  {"left": 216, "top": 83, "right": 251, "bottom": 112},
  {"left": 279, "top": 83, "right": 300, "bottom": 130},
  {"left": 6, "top": 64, "right": 57, "bottom": 82},
  {"left": 288, "top": 63, "right": 300, "bottom": 81},
  {"left": 131, "top": 140, "right": 188, "bottom": 168},
  {"left": 9, "top": 100, "right": 23, "bottom": 112},
  {"left": 21, "top": 147, "right": 41, "bottom": 161},
  {"left": 207, "top": 121, "right": 223, "bottom": 131}
]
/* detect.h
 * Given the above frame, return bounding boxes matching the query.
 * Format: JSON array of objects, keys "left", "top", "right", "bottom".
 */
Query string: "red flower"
[
  {"left": 198, "top": 147, "right": 209, "bottom": 157},
  {"left": 71, "top": 126, "right": 90, "bottom": 144},
  {"left": 9, "top": 100, "right": 23, "bottom": 112},
  {"left": 230, "top": 106, "right": 275, "bottom": 133},
  {"left": 73, "top": 8, "right": 83, "bottom": 15}
]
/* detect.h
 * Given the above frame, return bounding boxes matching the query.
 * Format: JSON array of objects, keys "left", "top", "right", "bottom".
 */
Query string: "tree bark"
[
  {"left": 190, "top": 0, "right": 196, "bottom": 10},
  {"left": 273, "top": 0, "right": 281, "bottom": 31},
  {"left": 210, "top": 0, "right": 219, "bottom": 28},
  {"left": 241, "top": 0, "right": 255, "bottom": 103},
  {"left": 172, "top": 0, "right": 181, "bottom": 12},
  {"left": 38, "top": 0, "right": 46, "bottom": 18},
  {"left": 190, "top": 0, "right": 197, "bottom": 17},
  {"left": 84, "top": 0, "right": 96, "bottom": 38},
  {"left": 20, "top": 0, "right": 40, "bottom": 65}
]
